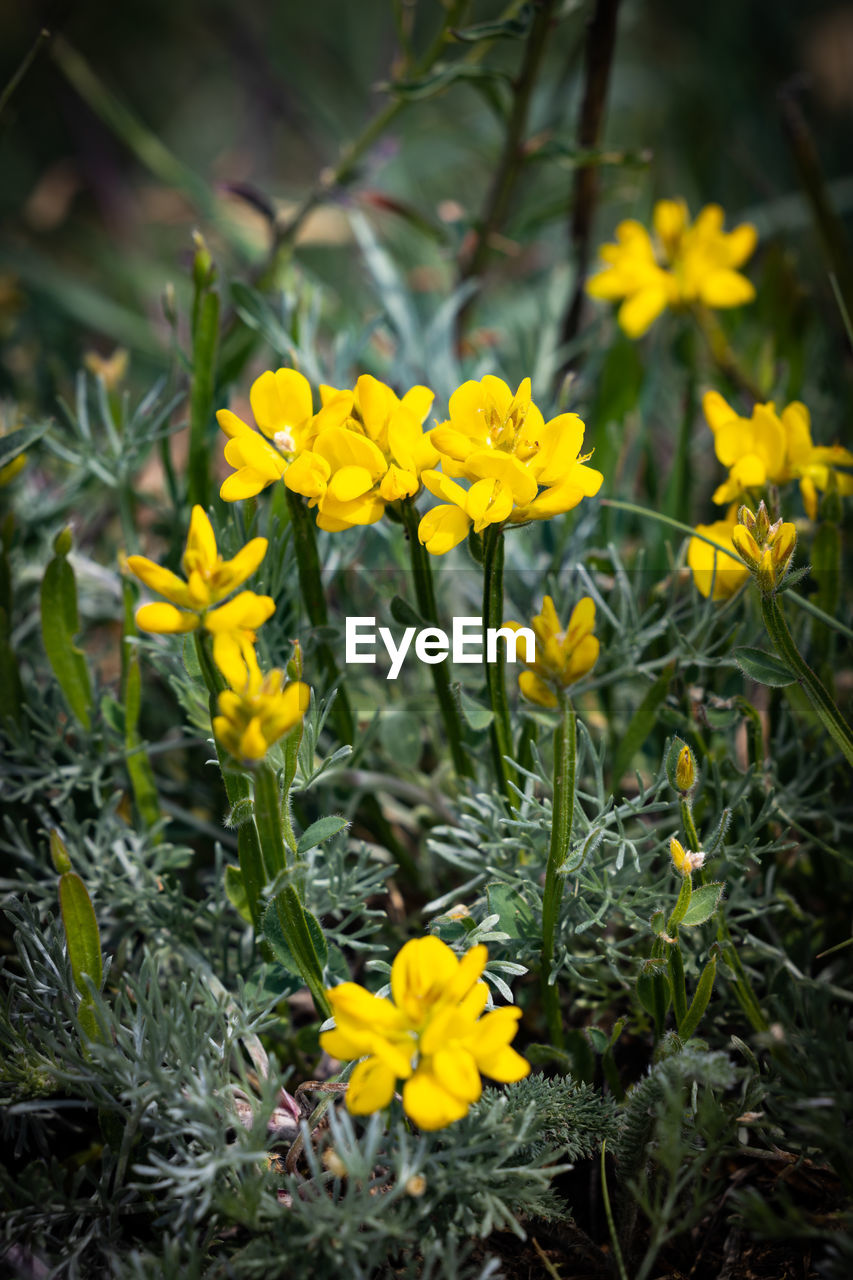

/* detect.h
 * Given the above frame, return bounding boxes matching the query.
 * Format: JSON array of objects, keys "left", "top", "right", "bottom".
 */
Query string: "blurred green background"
[{"left": 1, "top": 0, "right": 852, "bottom": 412}]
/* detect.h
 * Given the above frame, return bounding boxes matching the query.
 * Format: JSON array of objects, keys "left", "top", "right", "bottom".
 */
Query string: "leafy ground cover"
[{"left": 1, "top": 2, "right": 852, "bottom": 1276}]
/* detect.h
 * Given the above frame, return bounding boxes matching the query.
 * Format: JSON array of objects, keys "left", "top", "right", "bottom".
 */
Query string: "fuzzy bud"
[
  {"left": 732, "top": 525, "right": 761, "bottom": 568},
  {"left": 287, "top": 639, "right": 303, "bottom": 682},
  {"left": 675, "top": 744, "right": 696, "bottom": 794}
]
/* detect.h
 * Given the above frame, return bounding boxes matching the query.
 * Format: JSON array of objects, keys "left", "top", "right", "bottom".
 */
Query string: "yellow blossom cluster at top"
[
  {"left": 703, "top": 390, "right": 853, "bottom": 520},
  {"left": 587, "top": 200, "right": 757, "bottom": 337},
  {"left": 416, "top": 376, "right": 603, "bottom": 555},
  {"left": 320, "top": 936, "right": 529, "bottom": 1131},
  {"left": 506, "top": 595, "right": 600, "bottom": 707},
  {"left": 127, "top": 506, "right": 308, "bottom": 763},
  {"left": 217, "top": 369, "right": 439, "bottom": 531}
]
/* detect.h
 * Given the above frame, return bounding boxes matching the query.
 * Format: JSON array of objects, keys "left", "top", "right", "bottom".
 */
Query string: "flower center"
[{"left": 274, "top": 429, "right": 297, "bottom": 456}]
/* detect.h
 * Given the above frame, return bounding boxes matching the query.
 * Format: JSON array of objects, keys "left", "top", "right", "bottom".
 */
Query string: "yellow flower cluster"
[
  {"left": 321, "top": 936, "right": 529, "bottom": 1131},
  {"left": 127, "top": 506, "right": 275, "bottom": 680},
  {"left": 213, "top": 666, "right": 309, "bottom": 765},
  {"left": 587, "top": 200, "right": 757, "bottom": 337},
  {"left": 732, "top": 501, "right": 797, "bottom": 595},
  {"left": 704, "top": 390, "right": 853, "bottom": 519},
  {"left": 128, "top": 506, "right": 309, "bottom": 763},
  {"left": 217, "top": 369, "right": 438, "bottom": 531},
  {"left": 416, "top": 376, "right": 603, "bottom": 555},
  {"left": 506, "top": 595, "right": 599, "bottom": 707}
]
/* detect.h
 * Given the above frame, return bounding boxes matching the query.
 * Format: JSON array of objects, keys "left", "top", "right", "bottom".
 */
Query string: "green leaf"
[
  {"left": 224, "top": 864, "right": 252, "bottom": 923},
  {"left": 59, "top": 871, "right": 103, "bottom": 996},
  {"left": 664, "top": 736, "right": 688, "bottom": 791},
  {"left": 612, "top": 662, "right": 675, "bottom": 790},
  {"left": 40, "top": 536, "right": 93, "bottom": 728},
  {"left": 637, "top": 959, "right": 671, "bottom": 1032},
  {"left": 458, "top": 687, "right": 494, "bottom": 732},
  {"left": 486, "top": 882, "right": 535, "bottom": 940},
  {"left": 679, "top": 955, "right": 718, "bottom": 1040},
  {"left": 667, "top": 875, "right": 692, "bottom": 930},
  {"left": 681, "top": 882, "right": 725, "bottom": 927},
  {"left": 297, "top": 815, "right": 349, "bottom": 856},
  {"left": 263, "top": 895, "right": 328, "bottom": 977},
  {"left": 379, "top": 709, "right": 423, "bottom": 769},
  {"left": 390, "top": 594, "right": 424, "bottom": 629},
  {"left": 0, "top": 421, "right": 47, "bottom": 472},
  {"left": 734, "top": 647, "right": 796, "bottom": 687}
]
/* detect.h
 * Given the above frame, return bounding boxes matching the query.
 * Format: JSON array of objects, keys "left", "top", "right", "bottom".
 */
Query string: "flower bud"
[
  {"left": 49, "top": 829, "right": 72, "bottom": 875},
  {"left": 732, "top": 525, "right": 761, "bottom": 568},
  {"left": 286, "top": 638, "right": 303, "bottom": 682},
  {"left": 771, "top": 522, "right": 797, "bottom": 576},
  {"left": 675, "top": 744, "right": 696, "bottom": 793},
  {"left": 738, "top": 504, "right": 757, "bottom": 534},
  {"left": 670, "top": 836, "right": 688, "bottom": 876},
  {"left": 755, "top": 500, "right": 771, "bottom": 540}
]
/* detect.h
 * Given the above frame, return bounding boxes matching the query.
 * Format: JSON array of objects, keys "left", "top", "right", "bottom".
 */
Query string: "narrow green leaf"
[
  {"left": 451, "top": 6, "right": 533, "bottom": 41},
  {"left": 40, "top": 538, "right": 93, "bottom": 728},
  {"left": 297, "top": 815, "right": 349, "bottom": 856},
  {"left": 679, "top": 955, "right": 718, "bottom": 1039},
  {"left": 681, "top": 882, "right": 725, "bottom": 927},
  {"left": 458, "top": 687, "right": 494, "bottom": 732},
  {"left": 0, "top": 421, "right": 47, "bottom": 470},
  {"left": 486, "top": 881, "right": 535, "bottom": 941},
  {"left": 59, "top": 871, "right": 103, "bottom": 995},
  {"left": 224, "top": 864, "right": 252, "bottom": 924},
  {"left": 390, "top": 593, "right": 425, "bottom": 629},
  {"left": 734, "top": 647, "right": 796, "bottom": 687}
]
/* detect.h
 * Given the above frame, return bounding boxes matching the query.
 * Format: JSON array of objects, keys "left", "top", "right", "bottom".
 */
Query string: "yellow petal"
[
  {"left": 184, "top": 506, "right": 217, "bottom": 574},
  {"left": 391, "top": 936, "right": 458, "bottom": 1024},
  {"left": 136, "top": 602, "right": 199, "bottom": 633},
  {"left": 284, "top": 451, "right": 331, "bottom": 498},
  {"left": 724, "top": 222, "right": 757, "bottom": 268},
  {"left": 699, "top": 269, "right": 755, "bottom": 309},
  {"left": 327, "top": 465, "right": 375, "bottom": 503},
  {"left": 218, "top": 537, "right": 268, "bottom": 593},
  {"left": 126, "top": 556, "right": 193, "bottom": 608},
  {"left": 464, "top": 450, "right": 538, "bottom": 505},
  {"left": 518, "top": 670, "right": 557, "bottom": 707},
  {"left": 205, "top": 592, "right": 275, "bottom": 632},
  {"left": 400, "top": 384, "right": 435, "bottom": 424},
  {"left": 216, "top": 408, "right": 253, "bottom": 439},
  {"left": 476, "top": 1044, "right": 530, "bottom": 1083},
  {"left": 432, "top": 1048, "right": 482, "bottom": 1105},
  {"left": 418, "top": 505, "right": 471, "bottom": 555},
  {"left": 346, "top": 1057, "right": 398, "bottom": 1115},
  {"left": 702, "top": 390, "right": 737, "bottom": 434},
  {"left": 617, "top": 285, "right": 670, "bottom": 338},
  {"left": 220, "top": 470, "right": 273, "bottom": 501},
  {"left": 429, "top": 424, "right": 476, "bottom": 461},
  {"left": 402, "top": 1068, "right": 470, "bottom": 1130},
  {"left": 466, "top": 477, "right": 513, "bottom": 532},
  {"left": 356, "top": 374, "right": 396, "bottom": 433},
  {"left": 378, "top": 464, "right": 418, "bottom": 502}
]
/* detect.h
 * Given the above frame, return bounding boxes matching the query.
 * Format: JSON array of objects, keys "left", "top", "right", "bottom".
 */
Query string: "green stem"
[
  {"left": 401, "top": 498, "right": 472, "bottom": 780},
  {"left": 483, "top": 525, "right": 515, "bottom": 801},
  {"left": 193, "top": 633, "right": 266, "bottom": 927},
  {"left": 0, "top": 27, "right": 52, "bottom": 126},
  {"left": 716, "top": 913, "right": 768, "bottom": 1033},
  {"left": 541, "top": 694, "right": 576, "bottom": 1048},
  {"left": 285, "top": 489, "right": 420, "bottom": 883},
  {"left": 668, "top": 942, "right": 687, "bottom": 1029},
  {"left": 679, "top": 797, "right": 701, "bottom": 857},
  {"left": 188, "top": 288, "right": 220, "bottom": 510},
  {"left": 761, "top": 592, "right": 853, "bottom": 767},
  {"left": 458, "top": 0, "right": 558, "bottom": 319},
  {"left": 254, "top": 762, "right": 330, "bottom": 1019}
]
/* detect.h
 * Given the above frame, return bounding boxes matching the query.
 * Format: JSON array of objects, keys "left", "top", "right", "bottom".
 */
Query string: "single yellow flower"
[
  {"left": 418, "top": 376, "right": 602, "bottom": 555},
  {"left": 670, "top": 835, "right": 705, "bottom": 877},
  {"left": 732, "top": 501, "right": 797, "bottom": 594},
  {"left": 127, "top": 506, "right": 275, "bottom": 678},
  {"left": 217, "top": 368, "right": 352, "bottom": 502},
  {"left": 507, "top": 595, "right": 599, "bottom": 709},
  {"left": 213, "top": 667, "right": 309, "bottom": 765},
  {"left": 320, "top": 936, "right": 529, "bottom": 1131},
  {"left": 687, "top": 519, "right": 750, "bottom": 601},
  {"left": 587, "top": 200, "right": 757, "bottom": 337}
]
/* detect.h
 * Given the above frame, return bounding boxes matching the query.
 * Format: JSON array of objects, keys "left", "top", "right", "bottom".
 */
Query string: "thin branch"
[{"left": 560, "top": 0, "right": 621, "bottom": 359}]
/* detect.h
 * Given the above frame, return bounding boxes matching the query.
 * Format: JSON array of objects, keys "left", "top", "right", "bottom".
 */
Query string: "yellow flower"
[
  {"left": 732, "top": 501, "right": 797, "bottom": 594},
  {"left": 213, "top": 667, "right": 309, "bottom": 764},
  {"left": 670, "top": 836, "right": 705, "bottom": 877},
  {"left": 418, "top": 376, "right": 602, "bottom": 555},
  {"left": 687, "top": 518, "right": 750, "bottom": 601},
  {"left": 506, "top": 595, "right": 599, "bottom": 708},
  {"left": 289, "top": 375, "right": 438, "bottom": 531},
  {"left": 217, "top": 368, "right": 352, "bottom": 502},
  {"left": 587, "top": 200, "right": 757, "bottom": 337},
  {"left": 320, "top": 937, "right": 529, "bottom": 1131},
  {"left": 127, "top": 505, "right": 275, "bottom": 678}
]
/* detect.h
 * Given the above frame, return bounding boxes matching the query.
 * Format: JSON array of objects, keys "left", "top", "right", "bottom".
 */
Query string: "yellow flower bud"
[
  {"left": 732, "top": 525, "right": 761, "bottom": 568},
  {"left": 675, "top": 744, "right": 696, "bottom": 793},
  {"left": 670, "top": 836, "right": 689, "bottom": 876}
]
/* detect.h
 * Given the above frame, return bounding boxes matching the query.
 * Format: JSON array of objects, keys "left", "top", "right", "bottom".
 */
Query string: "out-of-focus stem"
[{"left": 401, "top": 498, "right": 472, "bottom": 780}]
